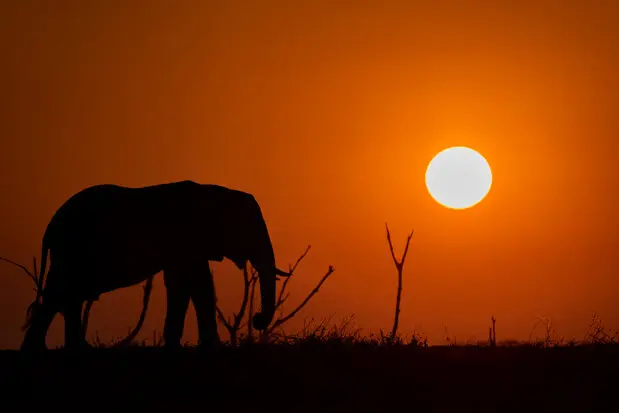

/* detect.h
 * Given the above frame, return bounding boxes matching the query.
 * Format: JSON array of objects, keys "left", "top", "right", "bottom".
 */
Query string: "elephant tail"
[
  {"left": 113, "top": 276, "right": 154, "bottom": 348},
  {"left": 22, "top": 235, "right": 49, "bottom": 331}
]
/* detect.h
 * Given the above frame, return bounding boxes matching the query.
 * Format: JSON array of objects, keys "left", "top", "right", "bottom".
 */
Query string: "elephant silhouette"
[{"left": 20, "top": 180, "right": 291, "bottom": 351}]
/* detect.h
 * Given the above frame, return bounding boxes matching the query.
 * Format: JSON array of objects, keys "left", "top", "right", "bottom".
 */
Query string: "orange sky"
[{"left": 2, "top": 1, "right": 619, "bottom": 349}]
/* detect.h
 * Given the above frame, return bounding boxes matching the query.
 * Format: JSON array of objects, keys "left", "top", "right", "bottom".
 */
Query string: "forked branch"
[
  {"left": 267, "top": 264, "right": 335, "bottom": 335},
  {"left": 385, "top": 223, "right": 414, "bottom": 339},
  {"left": 259, "top": 245, "right": 335, "bottom": 342},
  {"left": 274, "top": 245, "right": 312, "bottom": 311},
  {"left": 0, "top": 256, "right": 40, "bottom": 293}
]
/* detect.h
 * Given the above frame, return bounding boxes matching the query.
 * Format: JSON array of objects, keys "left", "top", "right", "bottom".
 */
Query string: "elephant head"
[{"left": 220, "top": 190, "right": 290, "bottom": 330}]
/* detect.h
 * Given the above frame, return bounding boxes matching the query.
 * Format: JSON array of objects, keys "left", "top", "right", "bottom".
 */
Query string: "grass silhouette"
[{"left": 1, "top": 320, "right": 617, "bottom": 410}]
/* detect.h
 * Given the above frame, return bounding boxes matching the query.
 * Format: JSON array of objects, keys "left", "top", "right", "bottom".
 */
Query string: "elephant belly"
[
  {"left": 90, "top": 242, "right": 164, "bottom": 295},
  {"left": 93, "top": 265, "right": 159, "bottom": 296},
  {"left": 55, "top": 223, "right": 157, "bottom": 296}
]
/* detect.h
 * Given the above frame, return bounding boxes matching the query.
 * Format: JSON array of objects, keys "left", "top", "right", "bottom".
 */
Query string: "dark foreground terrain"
[{"left": 0, "top": 343, "right": 617, "bottom": 412}]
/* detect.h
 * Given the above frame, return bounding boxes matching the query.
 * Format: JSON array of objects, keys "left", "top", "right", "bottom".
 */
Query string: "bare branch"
[
  {"left": 385, "top": 225, "right": 399, "bottom": 269},
  {"left": 276, "top": 275, "right": 293, "bottom": 310},
  {"left": 400, "top": 231, "right": 414, "bottom": 266},
  {"left": 385, "top": 223, "right": 414, "bottom": 339},
  {"left": 290, "top": 245, "right": 311, "bottom": 274},
  {"left": 274, "top": 245, "right": 311, "bottom": 311},
  {"left": 277, "top": 292, "right": 291, "bottom": 310},
  {"left": 216, "top": 306, "right": 233, "bottom": 331},
  {"left": 385, "top": 224, "right": 414, "bottom": 271},
  {"left": 270, "top": 265, "right": 335, "bottom": 331},
  {"left": 0, "top": 256, "right": 38, "bottom": 286},
  {"left": 215, "top": 262, "right": 256, "bottom": 345}
]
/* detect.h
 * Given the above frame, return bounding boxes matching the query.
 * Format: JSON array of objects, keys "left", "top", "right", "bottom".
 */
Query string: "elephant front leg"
[
  {"left": 188, "top": 266, "right": 219, "bottom": 350},
  {"left": 163, "top": 270, "right": 191, "bottom": 349},
  {"left": 63, "top": 300, "right": 87, "bottom": 350}
]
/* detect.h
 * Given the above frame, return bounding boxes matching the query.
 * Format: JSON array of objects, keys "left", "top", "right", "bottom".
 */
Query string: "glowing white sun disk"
[{"left": 425, "top": 146, "right": 492, "bottom": 209}]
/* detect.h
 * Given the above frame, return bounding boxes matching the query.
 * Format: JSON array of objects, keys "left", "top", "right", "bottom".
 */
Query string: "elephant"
[{"left": 20, "top": 180, "right": 291, "bottom": 351}]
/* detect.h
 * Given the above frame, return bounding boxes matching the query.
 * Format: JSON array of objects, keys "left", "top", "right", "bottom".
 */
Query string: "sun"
[{"left": 425, "top": 146, "right": 492, "bottom": 210}]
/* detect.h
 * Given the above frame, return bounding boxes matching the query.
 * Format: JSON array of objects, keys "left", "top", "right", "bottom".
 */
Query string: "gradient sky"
[{"left": 2, "top": 0, "right": 619, "bottom": 349}]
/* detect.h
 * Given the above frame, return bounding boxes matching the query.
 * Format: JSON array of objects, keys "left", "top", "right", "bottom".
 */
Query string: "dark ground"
[{"left": 0, "top": 343, "right": 617, "bottom": 412}]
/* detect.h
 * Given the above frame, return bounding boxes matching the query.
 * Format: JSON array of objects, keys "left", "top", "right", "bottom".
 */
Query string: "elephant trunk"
[
  {"left": 249, "top": 214, "right": 282, "bottom": 331},
  {"left": 245, "top": 198, "right": 291, "bottom": 332},
  {"left": 252, "top": 264, "right": 277, "bottom": 331}
]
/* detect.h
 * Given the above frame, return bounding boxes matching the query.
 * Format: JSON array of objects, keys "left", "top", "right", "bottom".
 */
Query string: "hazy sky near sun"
[{"left": 1, "top": 0, "right": 619, "bottom": 349}]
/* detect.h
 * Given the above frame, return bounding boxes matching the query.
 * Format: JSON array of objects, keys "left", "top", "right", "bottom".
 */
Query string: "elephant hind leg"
[{"left": 20, "top": 300, "right": 57, "bottom": 352}]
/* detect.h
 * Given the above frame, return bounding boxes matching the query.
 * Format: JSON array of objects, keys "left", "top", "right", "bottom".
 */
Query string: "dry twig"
[
  {"left": 216, "top": 263, "right": 257, "bottom": 346},
  {"left": 0, "top": 256, "right": 40, "bottom": 293},
  {"left": 260, "top": 264, "right": 336, "bottom": 343}
]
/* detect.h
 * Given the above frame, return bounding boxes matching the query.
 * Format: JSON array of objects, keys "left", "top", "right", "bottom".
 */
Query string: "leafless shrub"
[
  {"left": 584, "top": 312, "right": 618, "bottom": 344},
  {"left": 0, "top": 255, "right": 46, "bottom": 331},
  {"left": 215, "top": 245, "right": 336, "bottom": 346},
  {"left": 0, "top": 256, "right": 43, "bottom": 330},
  {"left": 259, "top": 248, "right": 335, "bottom": 343},
  {"left": 529, "top": 316, "right": 563, "bottom": 348}
]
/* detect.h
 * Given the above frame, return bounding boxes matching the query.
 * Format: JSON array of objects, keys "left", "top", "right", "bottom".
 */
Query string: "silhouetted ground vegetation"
[{"left": 1, "top": 322, "right": 618, "bottom": 412}]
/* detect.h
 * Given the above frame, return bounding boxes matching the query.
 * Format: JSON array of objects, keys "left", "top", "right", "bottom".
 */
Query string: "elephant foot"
[
  {"left": 61, "top": 339, "right": 94, "bottom": 353},
  {"left": 20, "top": 334, "right": 48, "bottom": 353},
  {"left": 20, "top": 341, "right": 47, "bottom": 354},
  {"left": 80, "top": 340, "right": 95, "bottom": 351},
  {"left": 196, "top": 337, "right": 220, "bottom": 355},
  {"left": 162, "top": 341, "right": 184, "bottom": 353}
]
